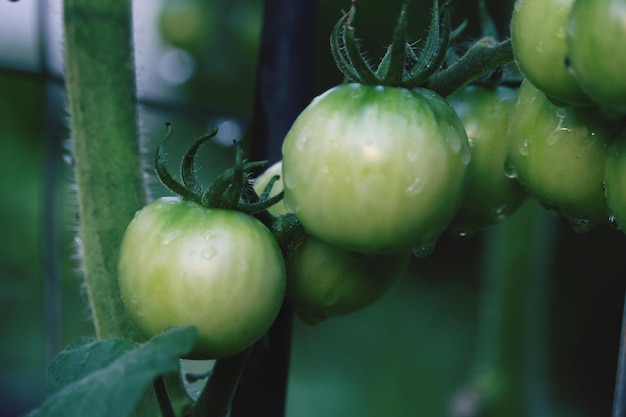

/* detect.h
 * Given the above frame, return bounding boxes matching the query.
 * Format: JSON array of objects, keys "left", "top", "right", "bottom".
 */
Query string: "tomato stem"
[
  {"left": 153, "top": 377, "right": 177, "bottom": 417},
  {"left": 426, "top": 38, "right": 514, "bottom": 97},
  {"left": 188, "top": 348, "right": 252, "bottom": 417}
]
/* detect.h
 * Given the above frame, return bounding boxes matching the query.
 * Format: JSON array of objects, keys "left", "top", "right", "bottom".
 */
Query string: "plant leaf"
[{"left": 26, "top": 326, "right": 197, "bottom": 417}]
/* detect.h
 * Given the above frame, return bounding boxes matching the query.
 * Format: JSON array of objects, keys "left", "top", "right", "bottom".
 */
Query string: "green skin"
[
  {"left": 255, "top": 161, "right": 409, "bottom": 324},
  {"left": 506, "top": 80, "right": 615, "bottom": 226},
  {"left": 281, "top": 83, "right": 470, "bottom": 254},
  {"left": 510, "top": 0, "right": 592, "bottom": 107},
  {"left": 567, "top": 0, "right": 626, "bottom": 115},
  {"left": 605, "top": 133, "right": 626, "bottom": 230},
  {"left": 446, "top": 86, "right": 527, "bottom": 235},
  {"left": 117, "top": 197, "right": 286, "bottom": 359}
]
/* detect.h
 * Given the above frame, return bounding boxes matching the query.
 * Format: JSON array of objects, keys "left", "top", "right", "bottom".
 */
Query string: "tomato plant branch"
[
  {"left": 426, "top": 38, "right": 514, "bottom": 97},
  {"left": 188, "top": 348, "right": 252, "bottom": 417},
  {"left": 63, "top": 0, "right": 145, "bottom": 341}
]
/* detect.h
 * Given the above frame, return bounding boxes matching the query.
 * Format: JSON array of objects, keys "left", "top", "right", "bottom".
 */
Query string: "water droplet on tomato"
[
  {"left": 446, "top": 127, "right": 462, "bottom": 154},
  {"left": 412, "top": 240, "right": 436, "bottom": 258},
  {"left": 518, "top": 138, "right": 530, "bottom": 156},
  {"left": 504, "top": 157, "right": 517, "bottom": 179},
  {"left": 162, "top": 230, "right": 182, "bottom": 245},
  {"left": 451, "top": 229, "right": 474, "bottom": 241},
  {"left": 296, "top": 128, "right": 311, "bottom": 151},
  {"left": 375, "top": 85, "right": 384, "bottom": 93},
  {"left": 493, "top": 204, "right": 509, "bottom": 222},
  {"left": 201, "top": 248, "right": 216, "bottom": 260},
  {"left": 568, "top": 217, "right": 594, "bottom": 234},
  {"left": 609, "top": 215, "right": 621, "bottom": 230},
  {"left": 405, "top": 176, "right": 423, "bottom": 196}
]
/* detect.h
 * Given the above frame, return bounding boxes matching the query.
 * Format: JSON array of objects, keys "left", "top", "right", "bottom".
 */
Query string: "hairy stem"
[
  {"left": 63, "top": 0, "right": 146, "bottom": 340},
  {"left": 427, "top": 38, "right": 514, "bottom": 97}
]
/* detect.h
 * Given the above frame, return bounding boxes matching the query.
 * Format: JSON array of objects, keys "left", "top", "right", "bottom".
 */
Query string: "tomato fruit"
[
  {"left": 285, "top": 237, "right": 408, "bottom": 324},
  {"left": 254, "top": 161, "right": 408, "bottom": 324},
  {"left": 506, "top": 80, "right": 616, "bottom": 228},
  {"left": 567, "top": 0, "right": 626, "bottom": 114},
  {"left": 510, "top": 0, "right": 592, "bottom": 106},
  {"left": 281, "top": 83, "right": 470, "bottom": 254},
  {"left": 605, "top": 133, "right": 626, "bottom": 230},
  {"left": 118, "top": 197, "right": 286, "bottom": 359},
  {"left": 446, "top": 85, "right": 527, "bottom": 235}
]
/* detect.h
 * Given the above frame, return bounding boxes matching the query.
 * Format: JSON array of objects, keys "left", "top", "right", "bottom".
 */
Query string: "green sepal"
[
  {"left": 375, "top": 1, "right": 409, "bottom": 85},
  {"left": 181, "top": 127, "right": 218, "bottom": 195},
  {"left": 154, "top": 123, "right": 202, "bottom": 204}
]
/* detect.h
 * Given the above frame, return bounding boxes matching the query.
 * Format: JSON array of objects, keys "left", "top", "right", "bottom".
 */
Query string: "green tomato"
[
  {"left": 281, "top": 83, "right": 470, "bottom": 255},
  {"left": 506, "top": 80, "right": 616, "bottom": 229},
  {"left": 510, "top": 0, "right": 592, "bottom": 106},
  {"left": 118, "top": 197, "right": 286, "bottom": 359},
  {"left": 446, "top": 85, "right": 528, "bottom": 235},
  {"left": 285, "top": 237, "right": 408, "bottom": 325},
  {"left": 567, "top": 0, "right": 626, "bottom": 115},
  {"left": 254, "top": 161, "right": 409, "bottom": 324},
  {"left": 605, "top": 132, "right": 626, "bottom": 230}
]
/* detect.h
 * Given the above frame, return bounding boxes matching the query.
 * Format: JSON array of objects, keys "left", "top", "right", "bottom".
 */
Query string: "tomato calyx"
[
  {"left": 331, "top": 0, "right": 451, "bottom": 88},
  {"left": 154, "top": 122, "right": 283, "bottom": 214},
  {"left": 330, "top": 0, "right": 515, "bottom": 96}
]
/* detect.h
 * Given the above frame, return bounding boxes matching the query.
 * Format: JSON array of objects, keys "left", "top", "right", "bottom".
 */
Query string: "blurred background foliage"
[{"left": 0, "top": 0, "right": 624, "bottom": 416}]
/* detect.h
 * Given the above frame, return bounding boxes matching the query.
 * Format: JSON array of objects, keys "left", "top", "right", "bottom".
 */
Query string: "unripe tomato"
[
  {"left": 281, "top": 83, "right": 470, "bottom": 254},
  {"left": 118, "top": 197, "right": 286, "bottom": 359},
  {"left": 510, "top": 0, "right": 592, "bottom": 106},
  {"left": 447, "top": 85, "right": 527, "bottom": 235},
  {"left": 506, "top": 80, "right": 617, "bottom": 229},
  {"left": 567, "top": 0, "right": 626, "bottom": 114},
  {"left": 254, "top": 161, "right": 408, "bottom": 324}
]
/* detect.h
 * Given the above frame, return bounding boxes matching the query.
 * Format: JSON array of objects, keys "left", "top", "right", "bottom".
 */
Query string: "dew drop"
[
  {"left": 451, "top": 229, "right": 475, "bottom": 241},
  {"left": 412, "top": 240, "right": 436, "bottom": 258},
  {"left": 375, "top": 85, "right": 384, "bottom": 93},
  {"left": 518, "top": 138, "right": 530, "bottom": 156},
  {"left": 446, "top": 128, "right": 463, "bottom": 154},
  {"left": 503, "top": 157, "right": 518, "bottom": 179},
  {"left": 283, "top": 173, "right": 297, "bottom": 190},
  {"left": 201, "top": 247, "right": 217, "bottom": 260},
  {"left": 460, "top": 145, "right": 472, "bottom": 166},
  {"left": 162, "top": 231, "right": 181, "bottom": 245},
  {"left": 493, "top": 204, "right": 509, "bottom": 222},
  {"left": 405, "top": 176, "right": 423, "bottom": 196},
  {"left": 609, "top": 215, "right": 621, "bottom": 230},
  {"left": 535, "top": 40, "right": 544, "bottom": 53},
  {"left": 568, "top": 217, "right": 595, "bottom": 234},
  {"left": 296, "top": 128, "right": 311, "bottom": 151}
]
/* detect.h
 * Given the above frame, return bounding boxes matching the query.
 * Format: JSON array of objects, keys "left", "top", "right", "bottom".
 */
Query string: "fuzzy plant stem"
[{"left": 63, "top": 0, "right": 146, "bottom": 340}]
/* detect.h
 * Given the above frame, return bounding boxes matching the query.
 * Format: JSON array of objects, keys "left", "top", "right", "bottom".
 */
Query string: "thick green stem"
[
  {"left": 427, "top": 38, "right": 514, "bottom": 97},
  {"left": 461, "top": 202, "right": 556, "bottom": 416},
  {"left": 63, "top": 0, "right": 146, "bottom": 340}
]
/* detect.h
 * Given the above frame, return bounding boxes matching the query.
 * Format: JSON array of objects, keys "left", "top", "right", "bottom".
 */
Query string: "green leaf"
[
  {"left": 45, "top": 336, "right": 137, "bottom": 397},
  {"left": 27, "top": 326, "right": 197, "bottom": 417}
]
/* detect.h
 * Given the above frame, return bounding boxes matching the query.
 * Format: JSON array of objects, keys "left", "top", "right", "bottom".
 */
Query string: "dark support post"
[{"left": 230, "top": 0, "right": 319, "bottom": 416}]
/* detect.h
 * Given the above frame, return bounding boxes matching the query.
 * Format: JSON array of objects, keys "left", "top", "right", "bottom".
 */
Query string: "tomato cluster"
[
  {"left": 509, "top": 0, "right": 626, "bottom": 230},
  {"left": 116, "top": 0, "right": 626, "bottom": 361}
]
